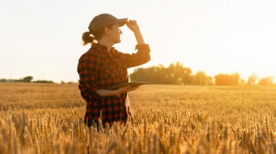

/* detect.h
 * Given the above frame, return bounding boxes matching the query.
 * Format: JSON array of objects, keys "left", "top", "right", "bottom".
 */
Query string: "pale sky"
[{"left": 1, "top": 0, "right": 276, "bottom": 83}]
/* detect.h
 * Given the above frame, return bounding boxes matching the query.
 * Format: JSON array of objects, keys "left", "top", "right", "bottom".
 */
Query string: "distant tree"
[
  {"left": 257, "top": 76, "right": 274, "bottom": 86},
  {"left": 191, "top": 71, "right": 212, "bottom": 85},
  {"left": 214, "top": 72, "right": 240, "bottom": 85},
  {"left": 130, "top": 62, "right": 192, "bottom": 85},
  {"left": 23, "top": 76, "right": 33, "bottom": 82},
  {"left": 247, "top": 73, "right": 257, "bottom": 85},
  {"left": 33, "top": 80, "right": 54, "bottom": 83},
  {"left": 168, "top": 62, "right": 192, "bottom": 85},
  {"left": 208, "top": 77, "right": 214, "bottom": 85},
  {"left": 240, "top": 79, "right": 246, "bottom": 85},
  {"left": 130, "top": 67, "right": 154, "bottom": 83},
  {"left": 181, "top": 67, "right": 192, "bottom": 85}
]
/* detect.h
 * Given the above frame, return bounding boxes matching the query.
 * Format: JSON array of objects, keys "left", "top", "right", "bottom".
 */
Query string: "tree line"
[
  {"left": 0, "top": 76, "right": 54, "bottom": 83},
  {"left": 130, "top": 62, "right": 275, "bottom": 86},
  {"left": 1, "top": 63, "right": 274, "bottom": 86}
]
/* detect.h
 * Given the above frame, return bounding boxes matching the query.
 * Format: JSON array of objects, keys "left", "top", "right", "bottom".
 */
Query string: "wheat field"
[{"left": 0, "top": 83, "right": 276, "bottom": 154}]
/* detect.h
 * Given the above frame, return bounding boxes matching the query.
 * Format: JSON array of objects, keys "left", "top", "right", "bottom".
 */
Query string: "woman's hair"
[{"left": 82, "top": 24, "right": 114, "bottom": 46}]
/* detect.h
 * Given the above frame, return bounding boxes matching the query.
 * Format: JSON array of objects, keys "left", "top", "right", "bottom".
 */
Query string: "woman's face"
[{"left": 107, "top": 23, "right": 122, "bottom": 44}]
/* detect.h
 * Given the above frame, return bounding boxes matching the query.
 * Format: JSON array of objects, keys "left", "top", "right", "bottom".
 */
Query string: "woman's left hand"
[{"left": 126, "top": 20, "right": 140, "bottom": 33}]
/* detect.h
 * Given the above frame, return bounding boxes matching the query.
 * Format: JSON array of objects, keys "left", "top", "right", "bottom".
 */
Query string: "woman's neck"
[{"left": 97, "top": 39, "right": 114, "bottom": 51}]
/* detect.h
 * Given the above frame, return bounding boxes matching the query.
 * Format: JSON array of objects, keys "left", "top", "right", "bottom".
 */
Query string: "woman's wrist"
[
  {"left": 96, "top": 89, "right": 120, "bottom": 97},
  {"left": 113, "top": 89, "right": 119, "bottom": 95},
  {"left": 113, "top": 89, "right": 121, "bottom": 98},
  {"left": 133, "top": 29, "right": 141, "bottom": 34},
  {"left": 134, "top": 30, "right": 145, "bottom": 44}
]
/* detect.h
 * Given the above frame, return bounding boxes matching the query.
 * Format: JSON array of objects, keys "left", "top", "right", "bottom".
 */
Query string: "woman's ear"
[{"left": 104, "top": 27, "right": 110, "bottom": 35}]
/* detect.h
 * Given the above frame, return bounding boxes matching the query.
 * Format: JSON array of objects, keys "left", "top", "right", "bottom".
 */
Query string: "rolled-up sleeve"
[
  {"left": 119, "top": 44, "right": 151, "bottom": 68},
  {"left": 77, "top": 54, "right": 103, "bottom": 101}
]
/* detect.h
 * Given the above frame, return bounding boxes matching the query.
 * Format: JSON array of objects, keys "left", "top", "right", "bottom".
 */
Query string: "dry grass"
[{"left": 0, "top": 83, "right": 276, "bottom": 153}]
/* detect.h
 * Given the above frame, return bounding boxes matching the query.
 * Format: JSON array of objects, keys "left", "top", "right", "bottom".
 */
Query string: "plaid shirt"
[{"left": 78, "top": 43, "right": 150, "bottom": 126}]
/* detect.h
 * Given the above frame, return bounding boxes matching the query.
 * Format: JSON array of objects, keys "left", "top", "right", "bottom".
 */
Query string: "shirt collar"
[{"left": 91, "top": 43, "right": 115, "bottom": 53}]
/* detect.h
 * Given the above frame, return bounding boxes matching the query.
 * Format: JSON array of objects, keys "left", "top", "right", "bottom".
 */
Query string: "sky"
[{"left": 0, "top": 0, "right": 276, "bottom": 83}]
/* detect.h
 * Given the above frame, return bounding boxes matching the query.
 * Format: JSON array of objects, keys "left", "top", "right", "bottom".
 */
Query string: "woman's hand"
[
  {"left": 126, "top": 20, "right": 145, "bottom": 44},
  {"left": 126, "top": 20, "right": 140, "bottom": 33},
  {"left": 96, "top": 86, "right": 140, "bottom": 98},
  {"left": 115, "top": 86, "right": 140, "bottom": 97}
]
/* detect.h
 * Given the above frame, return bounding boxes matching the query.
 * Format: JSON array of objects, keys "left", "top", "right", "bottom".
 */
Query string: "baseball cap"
[{"left": 88, "top": 14, "right": 128, "bottom": 33}]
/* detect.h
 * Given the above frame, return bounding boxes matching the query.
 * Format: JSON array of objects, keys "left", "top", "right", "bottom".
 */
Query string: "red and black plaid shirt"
[{"left": 77, "top": 43, "right": 150, "bottom": 126}]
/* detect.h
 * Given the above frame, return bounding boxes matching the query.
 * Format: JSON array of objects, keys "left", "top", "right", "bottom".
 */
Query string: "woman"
[{"left": 77, "top": 13, "right": 151, "bottom": 128}]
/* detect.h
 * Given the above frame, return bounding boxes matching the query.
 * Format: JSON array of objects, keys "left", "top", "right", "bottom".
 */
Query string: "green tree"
[
  {"left": 0, "top": 79, "right": 6, "bottom": 82},
  {"left": 23, "top": 76, "right": 33, "bottom": 82}
]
